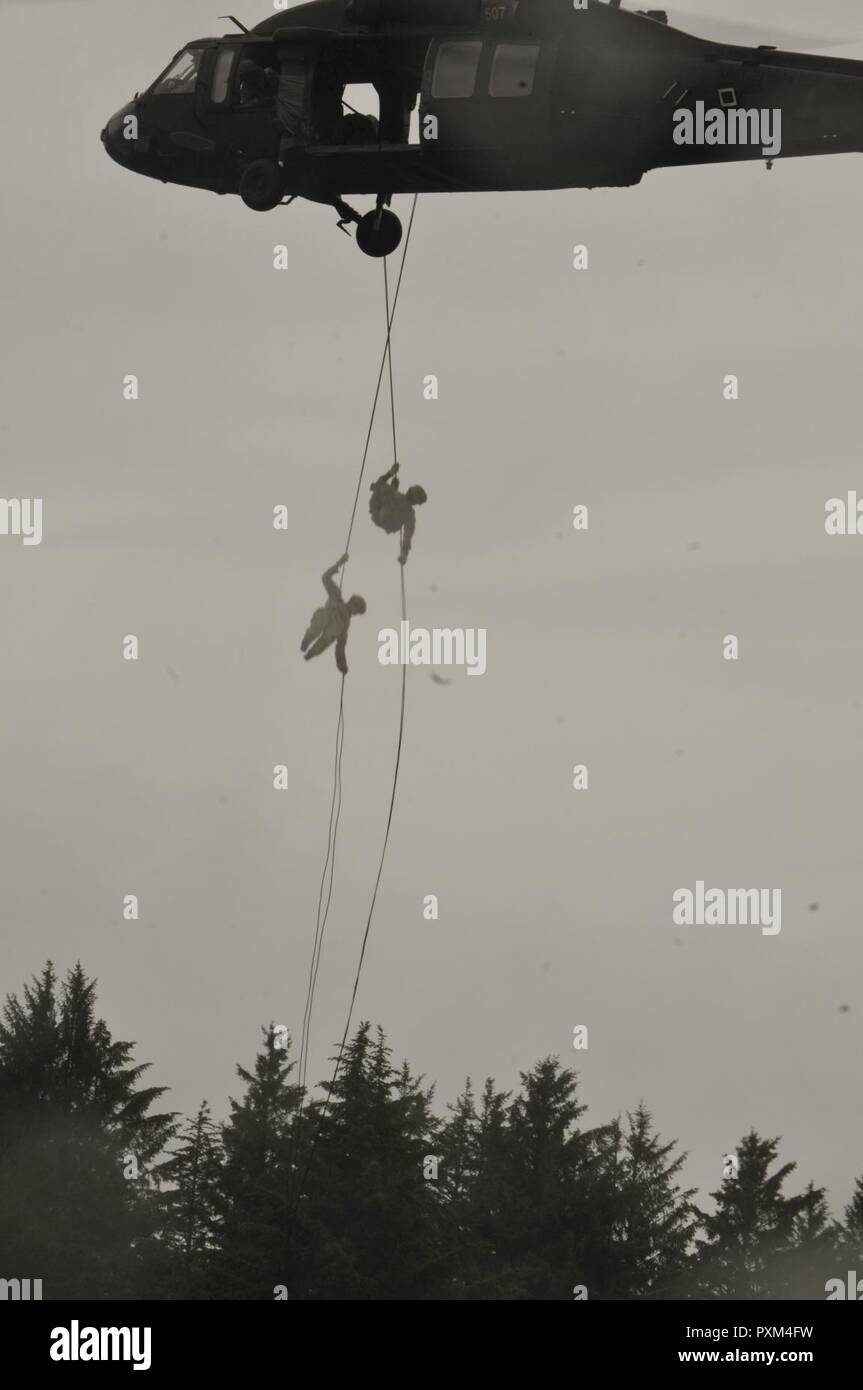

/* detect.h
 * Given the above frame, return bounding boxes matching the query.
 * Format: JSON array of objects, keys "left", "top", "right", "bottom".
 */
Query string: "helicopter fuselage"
[{"left": 102, "top": 0, "right": 863, "bottom": 208}]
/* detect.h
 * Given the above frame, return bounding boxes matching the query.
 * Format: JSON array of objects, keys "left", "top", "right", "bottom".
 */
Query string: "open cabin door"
[
  {"left": 198, "top": 38, "right": 298, "bottom": 160},
  {"left": 306, "top": 37, "right": 425, "bottom": 151}
]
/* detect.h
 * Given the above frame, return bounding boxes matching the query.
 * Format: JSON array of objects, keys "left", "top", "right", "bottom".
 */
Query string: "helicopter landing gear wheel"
[
  {"left": 356, "top": 207, "right": 403, "bottom": 258},
  {"left": 239, "top": 160, "right": 284, "bottom": 212}
]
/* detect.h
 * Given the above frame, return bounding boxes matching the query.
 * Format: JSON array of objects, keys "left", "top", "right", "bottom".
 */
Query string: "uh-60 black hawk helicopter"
[{"left": 102, "top": 0, "right": 863, "bottom": 257}]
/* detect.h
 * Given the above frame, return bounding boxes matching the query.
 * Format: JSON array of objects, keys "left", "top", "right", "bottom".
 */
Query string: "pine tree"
[
  {"left": 300, "top": 1023, "right": 443, "bottom": 1299},
  {"left": 437, "top": 1076, "right": 518, "bottom": 1298},
  {"left": 210, "top": 1025, "right": 303, "bottom": 1299},
  {"left": 439, "top": 1079, "right": 479, "bottom": 1207},
  {"left": 4, "top": 965, "right": 854, "bottom": 1304},
  {"left": 502, "top": 1057, "right": 593, "bottom": 1299},
  {"left": 782, "top": 1181, "right": 843, "bottom": 1298},
  {"left": 603, "top": 1103, "right": 700, "bottom": 1299},
  {"left": 694, "top": 1130, "right": 810, "bottom": 1299},
  {"left": 441, "top": 1062, "right": 629, "bottom": 1300},
  {"left": 452, "top": 1058, "right": 619, "bottom": 1300},
  {"left": 0, "top": 962, "right": 174, "bottom": 1298},
  {"left": 159, "top": 1101, "right": 223, "bottom": 1296},
  {"left": 843, "top": 1175, "right": 863, "bottom": 1259},
  {"left": 0, "top": 961, "right": 58, "bottom": 1111}
]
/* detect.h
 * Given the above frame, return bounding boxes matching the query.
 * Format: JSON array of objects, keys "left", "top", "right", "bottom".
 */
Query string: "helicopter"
[{"left": 102, "top": 0, "right": 863, "bottom": 257}]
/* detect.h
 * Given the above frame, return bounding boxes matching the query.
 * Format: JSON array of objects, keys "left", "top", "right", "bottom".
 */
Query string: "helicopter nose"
[
  {"left": 102, "top": 109, "right": 126, "bottom": 164},
  {"left": 101, "top": 102, "right": 142, "bottom": 167}
]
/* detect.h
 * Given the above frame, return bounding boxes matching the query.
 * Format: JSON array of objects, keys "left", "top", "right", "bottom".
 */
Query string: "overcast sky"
[{"left": 1, "top": 0, "right": 862, "bottom": 1222}]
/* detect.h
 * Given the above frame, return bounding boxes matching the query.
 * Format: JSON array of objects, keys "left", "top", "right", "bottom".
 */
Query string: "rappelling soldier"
[
  {"left": 301, "top": 553, "right": 367, "bottom": 675},
  {"left": 369, "top": 463, "right": 428, "bottom": 565}
]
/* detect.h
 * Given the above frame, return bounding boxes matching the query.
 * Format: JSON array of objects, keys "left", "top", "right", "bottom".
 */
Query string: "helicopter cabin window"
[
  {"left": 489, "top": 43, "right": 540, "bottom": 98},
  {"left": 432, "top": 41, "right": 482, "bottom": 100},
  {"left": 211, "top": 48, "right": 236, "bottom": 105},
  {"left": 153, "top": 49, "right": 202, "bottom": 97}
]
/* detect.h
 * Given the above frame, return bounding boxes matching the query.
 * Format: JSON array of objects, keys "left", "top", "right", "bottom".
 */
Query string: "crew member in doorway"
[
  {"left": 238, "top": 59, "right": 279, "bottom": 108},
  {"left": 311, "top": 64, "right": 347, "bottom": 144}
]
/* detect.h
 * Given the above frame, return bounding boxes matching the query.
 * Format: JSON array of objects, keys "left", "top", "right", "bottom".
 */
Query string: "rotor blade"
[{"left": 659, "top": 9, "right": 855, "bottom": 51}]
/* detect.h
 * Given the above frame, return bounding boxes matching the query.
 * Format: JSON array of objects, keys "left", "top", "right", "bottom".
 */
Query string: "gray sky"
[{"left": 1, "top": 0, "right": 862, "bottom": 1220}]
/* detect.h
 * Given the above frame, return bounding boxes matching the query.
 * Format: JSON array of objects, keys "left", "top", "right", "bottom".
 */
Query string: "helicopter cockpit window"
[
  {"left": 489, "top": 43, "right": 540, "bottom": 98},
  {"left": 432, "top": 41, "right": 482, "bottom": 100},
  {"left": 211, "top": 48, "right": 236, "bottom": 105},
  {"left": 152, "top": 48, "right": 202, "bottom": 97}
]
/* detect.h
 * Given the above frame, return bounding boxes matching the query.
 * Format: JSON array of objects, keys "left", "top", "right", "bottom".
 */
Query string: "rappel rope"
[{"left": 290, "top": 197, "right": 418, "bottom": 1208}]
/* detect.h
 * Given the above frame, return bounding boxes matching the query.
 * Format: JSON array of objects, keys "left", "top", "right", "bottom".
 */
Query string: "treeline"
[{"left": 0, "top": 962, "right": 860, "bottom": 1301}]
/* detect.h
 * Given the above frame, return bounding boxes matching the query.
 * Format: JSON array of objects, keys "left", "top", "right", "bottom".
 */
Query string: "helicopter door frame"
[
  {"left": 274, "top": 42, "right": 316, "bottom": 150},
  {"left": 197, "top": 43, "right": 236, "bottom": 117},
  {"left": 306, "top": 42, "right": 378, "bottom": 149},
  {"left": 198, "top": 39, "right": 283, "bottom": 160}
]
